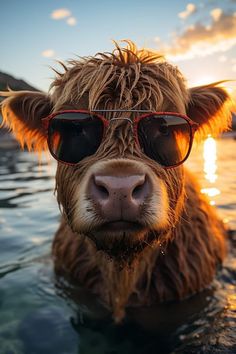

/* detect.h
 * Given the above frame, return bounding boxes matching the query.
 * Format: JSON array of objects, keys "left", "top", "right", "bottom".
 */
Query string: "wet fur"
[{"left": 0, "top": 41, "right": 233, "bottom": 321}]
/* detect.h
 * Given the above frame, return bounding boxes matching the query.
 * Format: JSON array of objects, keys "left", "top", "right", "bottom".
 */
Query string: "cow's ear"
[
  {"left": 187, "top": 83, "right": 234, "bottom": 139},
  {"left": 0, "top": 90, "right": 52, "bottom": 152}
]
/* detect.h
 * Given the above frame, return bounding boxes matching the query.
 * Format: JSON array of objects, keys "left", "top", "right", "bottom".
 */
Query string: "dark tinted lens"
[
  {"left": 138, "top": 114, "right": 191, "bottom": 167},
  {"left": 48, "top": 112, "right": 104, "bottom": 164}
]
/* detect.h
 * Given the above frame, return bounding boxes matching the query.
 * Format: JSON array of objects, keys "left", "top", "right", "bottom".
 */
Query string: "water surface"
[{"left": 0, "top": 137, "right": 236, "bottom": 353}]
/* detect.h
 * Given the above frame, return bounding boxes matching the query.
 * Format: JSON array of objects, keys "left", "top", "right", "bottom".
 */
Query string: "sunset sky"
[{"left": 1, "top": 0, "right": 236, "bottom": 92}]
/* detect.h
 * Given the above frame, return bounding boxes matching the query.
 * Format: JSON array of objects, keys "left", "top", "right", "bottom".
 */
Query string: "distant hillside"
[{"left": 0, "top": 71, "right": 39, "bottom": 92}]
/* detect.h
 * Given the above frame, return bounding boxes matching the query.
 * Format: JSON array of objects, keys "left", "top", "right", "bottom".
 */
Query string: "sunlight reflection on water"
[
  {"left": 201, "top": 136, "right": 220, "bottom": 206},
  {"left": 203, "top": 136, "right": 217, "bottom": 183}
]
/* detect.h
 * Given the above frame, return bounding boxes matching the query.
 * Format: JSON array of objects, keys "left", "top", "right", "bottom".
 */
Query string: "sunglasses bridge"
[{"left": 110, "top": 117, "right": 133, "bottom": 124}]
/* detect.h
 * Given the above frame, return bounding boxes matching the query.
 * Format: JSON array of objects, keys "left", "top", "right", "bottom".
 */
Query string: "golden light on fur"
[{"left": 0, "top": 90, "right": 52, "bottom": 153}]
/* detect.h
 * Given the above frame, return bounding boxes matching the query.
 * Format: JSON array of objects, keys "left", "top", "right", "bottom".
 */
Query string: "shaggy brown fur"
[{"left": 0, "top": 41, "right": 234, "bottom": 322}]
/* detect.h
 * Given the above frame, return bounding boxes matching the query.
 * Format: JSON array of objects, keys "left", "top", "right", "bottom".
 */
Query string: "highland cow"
[{"left": 0, "top": 42, "right": 233, "bottom": 322}]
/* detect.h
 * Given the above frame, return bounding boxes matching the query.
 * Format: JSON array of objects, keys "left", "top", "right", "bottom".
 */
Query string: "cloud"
[
  {"left": 178, "top": 3, "right": 197, "bottom": 19},
  {"left": 210, "top": 8, "right": 223, "bottom": 21},
  {"left": 51, "top": 8, "right": 71, "bottom": 20},
  {"left": 218, "top": 55, "right": 227, "bottom": 62},
  {"left": 66, "top": 17, "right": 77, "bottom": 26},
  {"left": 41, "top": 49, "right": 55, "bottom": 58},
  {"left": 233, "top": 64, "right": 236, "bottom": 72},
  {"left": 51, "top": 8, "right": 77, "bottom": 27},
  {"left": 160, "top": 12, "right": 236, "bottom": 61}
]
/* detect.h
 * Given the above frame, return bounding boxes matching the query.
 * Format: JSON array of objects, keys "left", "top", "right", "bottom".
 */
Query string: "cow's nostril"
[
  {"left": 97, "top": 184, "right": 109, "bottom": 199},
  {"left": 132, "top": 176, "right": 147, "bottom": 200},
  {"left": 92, "top": 176, "right": 110, "bottom": 200},
  {"left": 132, "top": 183, "right": 144, "bottom": 199}
]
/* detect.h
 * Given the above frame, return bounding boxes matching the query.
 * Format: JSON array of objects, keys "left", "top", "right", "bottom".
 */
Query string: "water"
[{"left": 0, "top": 137, "right": 236, "bottom": 354}]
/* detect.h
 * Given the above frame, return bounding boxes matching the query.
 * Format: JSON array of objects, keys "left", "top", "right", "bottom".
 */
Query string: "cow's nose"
[{"left": 89, "top": 174, "right": 150, "bottom": 221}]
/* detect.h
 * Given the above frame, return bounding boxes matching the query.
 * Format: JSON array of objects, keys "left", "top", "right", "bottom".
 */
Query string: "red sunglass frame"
[{"left": 42, "top": 110, "right": 198, "bottom": 168}]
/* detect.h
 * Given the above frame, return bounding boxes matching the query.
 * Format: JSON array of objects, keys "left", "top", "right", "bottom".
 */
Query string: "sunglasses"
[{"left": 42, "top": 110, "right": 198, "bottom": 168}]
